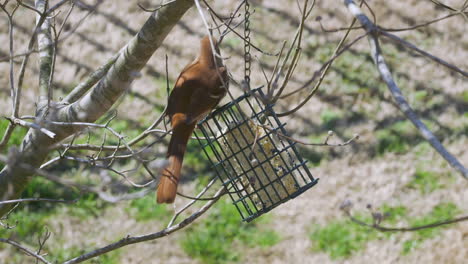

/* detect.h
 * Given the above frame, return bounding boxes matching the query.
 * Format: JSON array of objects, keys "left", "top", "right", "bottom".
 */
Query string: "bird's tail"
[{"left": 157, "top": 123, "right": 194, "bottom": 203}]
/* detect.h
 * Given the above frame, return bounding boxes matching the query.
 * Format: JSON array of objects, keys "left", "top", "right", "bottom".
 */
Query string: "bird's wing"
[
  {"left": 166, "top": 64, "right": 199, "bottom": 117},
  {"left": 185, "top": 85, "right": 220, "bottom": 125}
]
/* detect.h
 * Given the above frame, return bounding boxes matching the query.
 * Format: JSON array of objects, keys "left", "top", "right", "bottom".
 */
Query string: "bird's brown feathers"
[{"left": 157, "top": 36, "right": 228, "bottom": 204}]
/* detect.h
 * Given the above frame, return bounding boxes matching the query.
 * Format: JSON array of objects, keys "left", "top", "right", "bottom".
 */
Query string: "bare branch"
[
  {"left": 202, "top": 0, "right": 279, "bottom": 56},
  {"left": 0, "top": 238, "right": 51, "bottom": 264},
  {"left": 6, "top": 117, "right": 56, "bottom": 138},
  {"left": 343, "top": 0, "right": 467, "bottom": 179},
  {"left": 381, "top": 31, "right": 468, "bottom": 78},
  {"left": 0, "top": 2, "right": 19, "bottom": 151},
  {"left": 0, "top": 153, "right": 155, "bottom": 204},
  {"left": 168, "top": 177, "right": 219, "bottom": 227},
  {"left": 137, "top": 0, "right": 177, "bottom": 12},
  {"left": 63, "top": 187, "right": 226, "bottom": 264},
  {"left": 380, "top": 12, "right": 464, "bottom": 32},
  {"left": 0, "top": 124, "right": 16, "bottom": 151},
  {"left": 278, "top": 32, "right": 367, "bottom": 100},
  {"left": 54, "top": 109, "right": 168, "bottom": 152},
  {"left": 0, "top": 197, "right": 76, "bottom": 205},
  {"left": 62, "top": 54, "right": 119, "bottom": 104},
  {"left": 277, "top": 12, "right": 363, "bottom": 117},
  {"left": 347, "top": 211, "right": 468, "bottom": 232},
  {"left": 262, "top": 126, "right": 359, "bottom": 147},
  {"left": 17, "top": 0, "right": 43, "bottom": 15},
  {"left": 47, "top": 0, "right": 71, "bottom": 14},
  {"left": 36, "top": 227, "right": 51, "bottom": 264},
  {"left": 35, "top": 0, "right": 54, "bottom": 101},
  {"left": 341, "top": 201, "right": 468, "bottom": 232},
  {"left": 270, "top": 0, "right": 314, "bottom": 103}
]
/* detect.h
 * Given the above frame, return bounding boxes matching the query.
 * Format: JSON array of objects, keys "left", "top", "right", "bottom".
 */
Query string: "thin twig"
[
  {"left": 381, "top": 31, "right": 468, "bottom": 78},
  {"left": 0, "top": 197, "right": 76, "bottom": 205},
  {"left": 343, "top": 0, "right": 467, "bottom": 179},
  {"left": 202, "top": 0, "right": 279, "bottom": 56},
  {"left": 279, "top": 33, "right": 367, "bottom": 100},
  {"left": 137, "top": 0, "right": 176, "bottom": 12},
  {"left": 63, "top": 54, "right": 119, "bottom": 103},
  {"left": 277, "top": 4, "right": 363, "bottom": 117},
  {"left": 262, "top": 126, "right": 359, "bottom": 147},
  {"left": 0, "top": 238, "right": 51, "bottom": 264},
  {"left": 168, "top": 177, "right": 218, "bottom": 227},
  {"left": 63, "top": 187, "right": 226, "bottom": 264},
  {"left": 6, "top": 117, "right": 56, "bottom": 138},
  {"left": 380, "top": 12, "right": 463, "bottom": 32},
  {"left": 36, "top": 227, "right": 51, "bottom": 264},
  {"left": 0, "top": 2, "right": 19, "bottom": 151},
  {"left": 0, "top": 153, "right": 155, "bottom": 203},
  {"left": 271, "top": 0, "right": 314, "bottom": 103},
  {"left": 343, "top": 208, "right": 468, "bottom": 232}
]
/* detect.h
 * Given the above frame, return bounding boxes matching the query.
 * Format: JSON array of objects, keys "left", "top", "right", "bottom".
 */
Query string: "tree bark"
[{"left": 0, "top": 0, "right": 194, "bottom": 217}]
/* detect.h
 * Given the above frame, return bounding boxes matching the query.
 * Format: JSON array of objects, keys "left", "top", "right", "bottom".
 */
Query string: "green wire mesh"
[{"left": 195, "top": 89, "right": 318, "bottom": 222}]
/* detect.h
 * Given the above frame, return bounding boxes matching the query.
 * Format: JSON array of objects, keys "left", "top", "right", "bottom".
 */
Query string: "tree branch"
[
  {"left": 62, "top": 53, "right": 119, "bottom": 104},
  {"left": 63, "top": 187, "right": 225, "bottom": 264},
  {"left": 0, "top": 0, "right": 195, "bottom": 217},
  {"left": 35, "top": 0, "right": 54, "bottom": 100},
  {"left": 0, "top": 238, "right": 51, "bottom": 264},
  {"left": 343, "top": 0, "right": 467, "bottom": 179},
  {"left": 346, "top": 210, "right": 468, "bottom": 232},
  {"left": 341, "top": 201, "right": 468, "bottom": 232},
  {"left": 0, "top": 197, "right": 76, "bottom": 205}
]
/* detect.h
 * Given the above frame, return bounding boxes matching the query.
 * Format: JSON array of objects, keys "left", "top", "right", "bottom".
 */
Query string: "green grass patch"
[
  {"left": 0, "top": 119, "right": 28, "bottom": 170},
  {"left": 20, "top": 176, "right": 101, "bottom": 217},
  {"left": 413, "top": 90, "right": 428, "bottom": 102},
  {"left": 402, "top": 202, "right": 460, "bottom": 254},
  {"left": 0, "top": 175, "right": 114, "bottom": 263},
  {"left": 376, "top": 120, "right": 417, "bottom": 155},
  {"left": 320, "top": 110, "right": 343, "bottom": 130},
  {"left": 127, "top": 195, "right": 170, "bottom": 222},
  {"left": 310, "top": 215, "right": 376, "bottom": 259},
  {"left": 302, "top": 132, "right": 332, "bottom": 166},
  {"left": 184, "top": 138, "right": 212, "bottom": 173},
  {"left": 66, "top": 194, "right": 102, "bottom": 218},
  {"left": 181, "top": 199, "right": 281, "bottom": 264},
  {"left": 298, "top": 146, "right": 324, "bottom": 166},
  {"left": 306, "top": 41, "right": 388, "bottom": 97},
  {"left": 310, "top": 203, "right": 459, "bottom": 258},
  {"left": 0, "top": 177, "right": 103, "bottom": 241},
  {"left": 413, "top": 142, "right": 431, "bottom": 156},
  {"left": 460, "top": 91, "right": 468, "bottom": 103},
  {"left": 381, "top": 204, "right": 408, "bottom": 223},
  {"left": 376, "top": 129, "right": 409, "bottom": 154},
  {"left": 0, "top": 119, "right": 28, "bottom": 150},
  {"left": 310, "top": 205, "right": 407, "bottom": 259},
  {"left": 375, "top": 118, "right": 441, "bottom": 155},
  {"left": 460, "top": 90, "right": 468, "bottom": 103},
  {"left": 406, "top": 169, "right": 441, "bottom": 194},
  {"left": 0, "top": 207, "right": 50, "bottom": 239}
]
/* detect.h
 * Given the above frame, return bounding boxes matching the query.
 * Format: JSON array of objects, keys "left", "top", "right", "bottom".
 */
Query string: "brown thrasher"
[{"left": 157, "top": 36, "right": 228, "bottom": 204}]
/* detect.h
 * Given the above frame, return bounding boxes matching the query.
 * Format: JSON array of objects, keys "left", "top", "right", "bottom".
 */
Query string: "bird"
[{"left": 157, "top": 36, "right": 229, "bottom": 204}]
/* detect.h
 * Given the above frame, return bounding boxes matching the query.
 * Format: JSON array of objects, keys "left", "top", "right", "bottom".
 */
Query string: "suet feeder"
[{"left": 195, "top": 88, "right": 318, "bottom": 222}]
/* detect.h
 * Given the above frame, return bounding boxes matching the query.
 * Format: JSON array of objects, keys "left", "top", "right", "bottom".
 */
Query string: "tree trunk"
[{"left": 0, "top": 0, "right": 194, "bottom": 217}]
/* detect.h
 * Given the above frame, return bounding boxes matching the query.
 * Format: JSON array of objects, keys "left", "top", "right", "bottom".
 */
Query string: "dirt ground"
[{"left": 0, "top": 0, "right": 467, "bottom": 263}]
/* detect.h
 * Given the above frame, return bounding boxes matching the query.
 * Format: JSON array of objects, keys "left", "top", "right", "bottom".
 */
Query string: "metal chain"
[{"left": 244, "top": 0, "right": 251, "bottom": 87}]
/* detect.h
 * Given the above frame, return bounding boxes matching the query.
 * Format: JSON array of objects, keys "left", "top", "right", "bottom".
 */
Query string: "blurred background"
[{"left": 0, "top": 0, "right": 467, "bottom": 263}]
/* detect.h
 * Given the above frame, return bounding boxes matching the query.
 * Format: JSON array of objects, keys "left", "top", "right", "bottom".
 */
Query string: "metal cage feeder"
[{"left": 195, "top": 88, "right": 318, "bottom": 222}]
